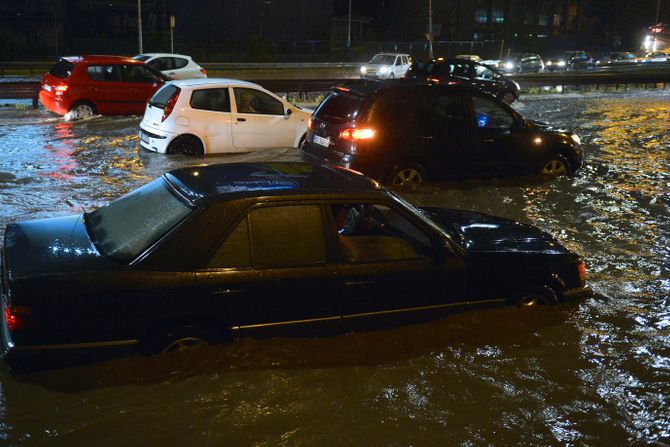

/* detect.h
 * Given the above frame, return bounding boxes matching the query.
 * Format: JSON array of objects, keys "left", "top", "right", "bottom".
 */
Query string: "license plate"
[
  {"left": 43, "top": 84, "right": 52, "bottom": 92},
  {"left": 313, "top": 134, "right": 330, "bottom": 147},
  {"left": 140, "top": 132, "right": 150, "bottom": 143}
]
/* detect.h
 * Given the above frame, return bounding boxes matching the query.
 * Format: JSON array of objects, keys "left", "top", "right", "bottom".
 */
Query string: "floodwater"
[{"left": 0, "top": 91, "right": 668, "bottom": 446}]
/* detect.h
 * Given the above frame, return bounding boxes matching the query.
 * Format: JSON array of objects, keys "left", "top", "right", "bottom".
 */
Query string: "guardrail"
[{"left": 2, "top": 69, "right": 669, "bottom": 108}]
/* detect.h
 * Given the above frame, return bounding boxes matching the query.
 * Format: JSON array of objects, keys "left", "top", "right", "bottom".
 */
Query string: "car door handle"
[
  {"left": 482, "top": 138, "right": 495, "bottom": 143},
  {"left": 419, "top": 136, "right": 433, "bottom": 141},
  {"left": 212, "top": 288, "right": 246, "bottom": 295},
  {"left": 344, "top": 279, "right": 375, "bottom": 286},
  {"left": 237, "top": 118, "right": 246, "bottom": 122}
]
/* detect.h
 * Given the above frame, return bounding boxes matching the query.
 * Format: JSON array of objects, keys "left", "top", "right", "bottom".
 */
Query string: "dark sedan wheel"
[
  {"left": 388, "top": 163, "right": 427, "bottom": 188},
  {"left": 499, "top": 91, "right": 516, "bottom": 104},
  {"left": 168, "top": 135, "right": 204, "bottom": 156},
  {"left": 145, "top": 324, "right": 221, "bottom": 355},
  {"left": 540, "top": 156, "right": 571, "bottom": 177},
  {"left": 514, "top": 285, "right": 559, "bottom": 307},
  {"left": 67, "top": 101, "right": 96, "bottom": 120}
]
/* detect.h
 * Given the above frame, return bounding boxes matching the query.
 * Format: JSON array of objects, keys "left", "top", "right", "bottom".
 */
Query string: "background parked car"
[
  {"left": 1, "top": 162, "right": 589, "bottom": 370},
  {"left": 139, "top": 78, "right": 312, "bottom": 155},
  {"left": 455, "top": 54, "right": 482, "bottom": 62},
  {"left": 406, "top": 58, "right": 520, "bottom": 104},
  {"left": 303, "top": 80, "right": 583, "bottom": 187},
  {"left": 39, "top": 55, "right": 166, "bottom": 120},
  {"left": 360, "top": 53, "right": 411, "bottom": 79},
  {"left": 638, "top": 51, "right": 669, "bottom": 63},
  {"left": 133, "top": 53, "right": 207, "bottom": 79},
  {"left": 545, "top": 51, "right": 595, "bottom": 71},
  {"left": 498, "top": 53, "right": 544, "bottom": 73}
]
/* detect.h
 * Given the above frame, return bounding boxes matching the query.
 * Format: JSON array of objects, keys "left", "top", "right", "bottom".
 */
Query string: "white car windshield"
[
  {"left": 86, "top": 178, "right": 194, "bottom": 261},
  {"left": 369, "top": 55, "right": 396, "bottom": 64}
]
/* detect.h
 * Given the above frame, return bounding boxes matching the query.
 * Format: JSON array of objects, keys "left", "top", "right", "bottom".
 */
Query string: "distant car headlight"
[
  {"left": 570, "top": 134, "right": 581, "bottom": 145},
  {"left": 505, "top": 62, "right": 514, "bottom": 69},
  {"left": 360, "top": 66, "right": 367, "bottom": 74},
  {"left": 547, "top": 61, "right": 552, "bottom": 66},
  {"left": 557, "top": 60, "right": 566, "bottom": 67}
]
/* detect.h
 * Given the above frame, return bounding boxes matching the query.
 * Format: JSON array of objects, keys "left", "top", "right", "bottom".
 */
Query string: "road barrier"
[{"left": 1, "top": 66, "right": 669, "bottom": 107}]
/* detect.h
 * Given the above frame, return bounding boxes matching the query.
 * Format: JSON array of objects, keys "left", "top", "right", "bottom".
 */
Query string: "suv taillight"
[
  {"left": 339, "top": 128, "right": 376, "bottom": 141},
  {"left": 5, "top": 305, "right": 30, "bottom": 332},
  {"left": 162, "top": 90, "right": 181, "bottom": 122},
  {"left": 200, "top": 68, "right": 207, "bottom": 76}
]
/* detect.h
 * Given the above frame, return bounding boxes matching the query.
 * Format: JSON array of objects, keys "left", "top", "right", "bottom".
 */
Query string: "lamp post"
[
  {"left": 347, "top": 0, "right": 352, "bottom": 48},
  {"left": 137, "top": 0, "right": 143, "bottom": 53},
  {"left": 170, "top": 15, "right": 175, "bottom": 53},
  {"left": 656, "top": 0, "right": 661, "bottom": 23},
  {"left": 427, "top": 0, "right": 434, "bottom": 59}
]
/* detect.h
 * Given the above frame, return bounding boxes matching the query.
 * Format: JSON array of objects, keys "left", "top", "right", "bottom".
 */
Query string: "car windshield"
[
  {"left": 369, "top": 54, "right": 395, "bottom": 64},
  {"left": 85, "top": 177, "right": 194, "bottom": 262}
]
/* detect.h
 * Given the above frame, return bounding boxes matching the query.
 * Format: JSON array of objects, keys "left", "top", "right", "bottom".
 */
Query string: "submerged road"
[{"left": 0, "top": 89, "right": 668, "bottom": 445}]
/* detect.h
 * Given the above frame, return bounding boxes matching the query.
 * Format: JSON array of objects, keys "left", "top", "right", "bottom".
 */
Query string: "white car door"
[
  {"left": 231, "top": 87, "right": 296, "bottom": 150},
  {"left": 187, "top": 87, "right": 234, "bottom": 153}
]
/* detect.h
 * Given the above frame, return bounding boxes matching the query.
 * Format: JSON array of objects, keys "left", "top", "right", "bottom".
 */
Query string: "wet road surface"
[{"left": 0, "top": 90, "right": 668, "bottom": 445}]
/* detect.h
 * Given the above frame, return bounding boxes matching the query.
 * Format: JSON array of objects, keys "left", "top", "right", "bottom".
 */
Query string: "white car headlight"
[
  {"left": 360, "top": 66, "right": 367, "bottom": 74},
  {"left": 378, "top": 66, "right": 389, "bottom": 74},
  {"left": 557, "top": 60, "right": 566, "bottom": 67},
  {"left": 505, "top": 62, "right": 514, "bottom": 69},
  {"left": 570, "top": 134, "right": 581, "bottom": 145}
]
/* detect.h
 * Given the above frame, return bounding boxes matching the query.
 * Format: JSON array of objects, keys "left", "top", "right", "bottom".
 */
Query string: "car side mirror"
[{"left": 285, "top": 108, "right": 293, "bottom": 117}]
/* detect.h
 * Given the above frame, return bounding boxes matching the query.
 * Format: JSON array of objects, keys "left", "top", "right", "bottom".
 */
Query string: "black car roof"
[
  {"left": 333, "top": 78, "right": 488, "bottom": 98},
  {"left": 164, "top": 161, "right": 383, "bottom": 205}
]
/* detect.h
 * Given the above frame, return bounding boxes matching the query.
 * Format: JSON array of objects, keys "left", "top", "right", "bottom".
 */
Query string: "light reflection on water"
[{"left": 0, "top": 91, "right": 668, "bottom": 445}]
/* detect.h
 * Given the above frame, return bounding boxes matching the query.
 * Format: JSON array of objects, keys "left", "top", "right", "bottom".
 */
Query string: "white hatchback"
[
  {"left": 133, "top": 53, "right": 207, "bottom": 80},
  {"left": 360, "top": 53, "right": 411, "bottom": 79},
  {"left": 139, "top": 78, "right": 313, "bottom": 155}
]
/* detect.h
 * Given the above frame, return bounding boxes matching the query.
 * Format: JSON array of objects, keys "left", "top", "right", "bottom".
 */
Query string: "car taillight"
[
  {"left": 54, "top": 84, "right": 69, "bottom": 92},
  {"left": 578, "top": 260, "right": 586, "bottom": 283},
  {"left": 308, "top": 117, "right": 313, "bottom": 129},
  {"left": 162, "top": 90, "right": 181, "bottom": 122},
  {"left": 428, "top": 77, "right": 441, "bottom": 83},
  {"left": 5, "top": 305, "right": 30, "bottom": 331},
  {"left": 200, "top": 68, "right": 207, "bottom": 76},
  {"left": 339, "top": 128, "right": 376, "bottom": 141}
]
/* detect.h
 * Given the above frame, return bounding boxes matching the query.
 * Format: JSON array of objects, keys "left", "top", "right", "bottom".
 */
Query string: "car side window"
[
  {"left": 173, "top": 57, "right": 188, "bottom": 69},
  {"left": 208, "top": 205, "right": 326, "bottom": 269},
  {"left": 330, "top": 203, "right": 431, "bottom": 263},
  {"left": 87, "top": 64, "right": 122, "bottom": 82},
  {"left": 395, "top": 57, "right": 401, "bottom": 66},
  {"left": 474, "top": 64, "right": 495, "bottom": 80},
  {"left": 123, "top": 65, "right": 160, "bottom": 83},
  {"left": 190, "top": 88, "right": 231, "bottom": 112},
  {"left": 416, "top": 93, "right": 465, "bottom": 135},
  {"left": 472, "top": 96, "right": 515, "bottom": 129},
  {"left": 234, "top": 87, "right": 284, "bottom": 115},
  {"left": 367, "top": 90, "right": 417, "bottom": 127},
  {"left": 208, "top": 217, "right": 251, "bottom": 268}
]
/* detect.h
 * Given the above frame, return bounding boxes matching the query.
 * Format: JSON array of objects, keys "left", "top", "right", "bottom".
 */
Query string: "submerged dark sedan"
[{"left": 1, "top": 162, "right": 590, "bottom": 369}]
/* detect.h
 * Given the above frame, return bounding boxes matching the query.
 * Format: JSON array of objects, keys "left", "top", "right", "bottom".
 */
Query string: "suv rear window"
[
  {"left": 314, "top": 91, "right": 369, "bottom": 123},
  {"left": 49, "top": 60, "right": 75, "bottom": 79},
  {"left": 149, "top": 84, "right": 180, "bottom": 108}
]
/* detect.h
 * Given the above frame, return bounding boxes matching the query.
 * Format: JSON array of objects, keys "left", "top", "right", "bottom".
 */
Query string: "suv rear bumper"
[{"left": 303, "top": 141, "right": 388, "bottom": 181}]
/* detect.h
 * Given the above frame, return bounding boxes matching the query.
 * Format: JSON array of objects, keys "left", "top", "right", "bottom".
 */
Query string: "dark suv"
[
  {"left": 303, "top": 80, "right": 584, "bottom": 187},
  {"left": 406, "top": 58, "right": 520, "bottom": 104}
]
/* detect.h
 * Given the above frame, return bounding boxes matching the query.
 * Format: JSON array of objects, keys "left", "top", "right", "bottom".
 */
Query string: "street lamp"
[
  {"left": 427, "top": 0, "right": 433, "bottom": 59},
  {"left": 137, "top": 0, "right": 143, "bottom": 53},
  {"left": 347, "top": 0, "right": 352, "bottom": 48},
  {"left": 259, "top": 0, "right": 271, "bottom": 38}
]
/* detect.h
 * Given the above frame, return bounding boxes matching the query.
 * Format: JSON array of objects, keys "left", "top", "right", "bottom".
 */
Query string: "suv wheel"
[
  {"left": 144, "top": 324, "right": 221, "bottom": 355},
  {"left": 514, "top": 285, "right": 559, "bottom": 307},
  {"left": 498, "top": 91, "right": 516, "bottom": 104},
  {"left": 387, "top": 163, "right": 427, "bottom": 188}
]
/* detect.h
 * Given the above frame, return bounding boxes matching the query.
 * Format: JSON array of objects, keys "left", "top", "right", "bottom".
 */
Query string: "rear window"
[
  {"left": 314, "top": 91, "right": 369, "bottom": 123},
  {"left": 149, "top": 84, "right": 181, "bottom": 108},
  {"left": 49, "top": 60, "right": 75, "bottom": 79}
]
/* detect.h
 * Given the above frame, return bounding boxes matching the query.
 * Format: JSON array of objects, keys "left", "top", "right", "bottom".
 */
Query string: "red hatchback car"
[{"left": 39, "top": 55, "right": 167, "bottom": 119}]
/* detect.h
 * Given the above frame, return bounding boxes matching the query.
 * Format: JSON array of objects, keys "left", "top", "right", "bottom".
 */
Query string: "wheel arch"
[
  {"left": 139, "top": 313, "right": 229, "bottom": 355},
  {"left": 167, "top": 133, "right": 206, "bottom": 155}
]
